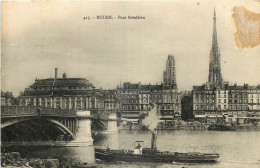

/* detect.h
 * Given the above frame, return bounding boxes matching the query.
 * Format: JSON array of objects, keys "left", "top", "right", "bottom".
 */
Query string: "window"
[
  {"left": 229, "top": 105, "right": 232, "bottom": 110},
  {"left": 251, "top": 99, "right": 253, "bottom": 103},
  {"left": 196, "top": 105, "right": 199, "bottom": 110},
  {"left": 257, "top": 99, "right": 259, "bottom": 103},
  {"left": 201, "top": 99, "right": 203, "bottom": 103},
  {"left": 224, "top": 99, "right": 226, "bottom": 103},
  {"left": 213, "top": 105, "right": 215, "bottom": 109},
  {"left": 201, "top": 105, "right": 204, "bottom": 109},
  {"left": 218, "top": 105, "right": 221, "bottom": 109},
  {"left": 218, "top": 99, "right": 221, "bottom": 103},
  {"left": 240, "top": 105, "right": 242, "bottom": 110},
  {"left": 207, "top": 99, "right": 209, "bottom": 103},
  {"left": 235, "top": 99, "right": 237, "bottom": 103},
  {"left": 213, "top": 99, "right": 215, "bottom": 103},
  {"left": 224, "top": 105, "right": 226, "bottom": 109},
  {"left": 239, "top": 99, "right": 242, "bottom": 103},
  {"left": 218, "top": 91, "right": 221, "bottom": 94},
  {"left": 224, "top": 95, "right": 226, "bottom": 98}
]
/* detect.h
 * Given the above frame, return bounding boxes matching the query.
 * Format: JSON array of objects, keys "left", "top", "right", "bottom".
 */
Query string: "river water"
[{"left": 8, "top": 130, "right": 260, "bottom": 168}]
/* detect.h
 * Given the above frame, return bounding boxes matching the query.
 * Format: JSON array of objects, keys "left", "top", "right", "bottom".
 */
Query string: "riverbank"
[
  {"left": 118, "top": 122, "right": 260, "bottom": 131},
  {"left": 1, "top": 152, "right": 59, "bottom": 168},
  {"left": 1, "top": 152, "right": 98, "bottom": 168}
]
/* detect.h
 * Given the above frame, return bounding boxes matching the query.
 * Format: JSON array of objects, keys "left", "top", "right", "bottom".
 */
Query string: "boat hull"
[
  {"left": 95, "top": 148, "right": 219, "bottom": 163},
  {"left": 208, "top": 124, "right": 235, "bottom": 131}
]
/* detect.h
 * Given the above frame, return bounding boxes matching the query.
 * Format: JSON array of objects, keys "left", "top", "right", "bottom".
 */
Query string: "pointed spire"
[
  {"left": 208, "top": 8, "right": 223, "bottom": 87},
  {"left": 212, "top": 7, "right": 218, "bottom": 52},
  {"left": 214, "top": 7, "right": 216, "bottom": 21}
]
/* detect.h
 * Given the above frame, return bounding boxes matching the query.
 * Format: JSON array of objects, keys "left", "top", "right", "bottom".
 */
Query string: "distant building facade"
[
  {"left": 103, "top": 89, "right": 122, "bottom": 114},
  {"left": 120, "top": 82, "right": 182, "bottom": 122},
  {"left": 1, "top": 91, "right": 14, "bottom": 106},
  {"left": 192, "top": 10, "right": 260, "bottom": 124},
  {"left": 19, "top": 68, "right": 105, "bottom": 113}
]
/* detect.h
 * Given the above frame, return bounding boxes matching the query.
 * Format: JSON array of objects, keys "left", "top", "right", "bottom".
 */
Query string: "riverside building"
[
  {"left": 19, "top": 68, "right": 105, "bottom": 113},
  {"left": 1, "top": 91, "right": 14, "bottom": 106}
]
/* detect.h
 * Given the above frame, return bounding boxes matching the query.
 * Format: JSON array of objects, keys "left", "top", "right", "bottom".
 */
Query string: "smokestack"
[
  {"left": 151, "top": 130, "right": 157, "bottom": 149},
  {"left": 55, "top": 68, "right": 58, "bottom": 79}
]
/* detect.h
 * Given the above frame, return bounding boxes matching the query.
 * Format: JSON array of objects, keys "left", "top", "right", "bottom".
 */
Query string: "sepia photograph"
[{"left": 1, "top": 0, "right": 260, "bottom": 167}]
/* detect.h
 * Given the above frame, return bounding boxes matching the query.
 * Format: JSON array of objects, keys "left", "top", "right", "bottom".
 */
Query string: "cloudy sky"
[{"left": 2, "top": 0, "right": 260, "bottom": 96}]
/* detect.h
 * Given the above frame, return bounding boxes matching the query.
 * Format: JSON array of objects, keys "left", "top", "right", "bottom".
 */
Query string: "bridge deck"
[
  {"left": 1, "top": 106, "right": 117, "bottom": 121},
  {"left": 1, "top": 106, "right": 77, "bottom": 118}
]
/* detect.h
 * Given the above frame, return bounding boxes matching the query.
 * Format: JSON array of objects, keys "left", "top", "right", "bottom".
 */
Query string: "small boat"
[
  {"left": 95, "top": 131, "right": 219, "bottom": 163},
  {"left": 208, "top": 124, "right": 235, "bottom": 131}
]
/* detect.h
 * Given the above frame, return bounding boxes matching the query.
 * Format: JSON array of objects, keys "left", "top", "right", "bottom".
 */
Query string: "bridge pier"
[
  {"left": 65, "top": 111, "right": 94, "bottom": 163},
  {"left": 67, "top": 111, "right": 93, "bottom": 147},
  {"left": 106, "top": 114, "right": 118, "bottom": 133},
  {"left": 103, "top": 114, "right": 119, "bottom": 150}
]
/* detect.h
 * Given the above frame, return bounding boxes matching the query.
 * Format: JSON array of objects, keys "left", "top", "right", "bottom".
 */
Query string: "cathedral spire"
[
  {"left": 212, "top": 7, "right": 218, "bottom": 52},
  {"left": 208, "top": 9, "right": 223, "bottom": 87}
]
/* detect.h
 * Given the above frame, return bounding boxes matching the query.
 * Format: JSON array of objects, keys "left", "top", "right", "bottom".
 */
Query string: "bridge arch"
[
  {"left": 47, "top": 119, "right": 74, "bottom": 138},
  {"left": 91, "top": 119, "right": 107, "bottom": 131},
  {"left": 1, "top": 117, "right": 75, "bottom": 141}
]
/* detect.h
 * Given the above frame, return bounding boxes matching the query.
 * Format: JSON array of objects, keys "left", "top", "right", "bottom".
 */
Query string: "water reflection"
[{"left": 101, "top": 121, "right": 119, "bottom": 150}]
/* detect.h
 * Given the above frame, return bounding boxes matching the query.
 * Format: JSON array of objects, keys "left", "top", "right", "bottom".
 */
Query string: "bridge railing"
[
  {"left": 1, "top": 106, "right": 38, "bottom": 117},
  {"left": 39, "top": 107, "right": 76, "bottom": 117},
  {"left": 1, "top": 106, "right": 77, "bottom": 117}
]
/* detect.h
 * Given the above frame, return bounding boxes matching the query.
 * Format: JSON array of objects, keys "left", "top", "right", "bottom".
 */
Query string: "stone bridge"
[{"left": 1, "top": 106, "right": 118, "bottom": 147}]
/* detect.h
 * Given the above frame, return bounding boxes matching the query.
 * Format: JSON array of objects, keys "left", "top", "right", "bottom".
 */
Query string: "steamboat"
[{"left": 95, "top": 130, "right": 219, "bottom": 163}]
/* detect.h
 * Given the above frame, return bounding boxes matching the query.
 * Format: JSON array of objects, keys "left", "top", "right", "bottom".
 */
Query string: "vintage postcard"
[{"left": 1, "top": 0, "right": 260, "bottom": 168}]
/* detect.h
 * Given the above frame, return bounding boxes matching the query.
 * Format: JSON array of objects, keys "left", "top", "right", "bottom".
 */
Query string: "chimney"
[
  {"left": 55, "top": 68, "right": 58, "bottom": 79},
  {"left": 151, "top": 130, "right": 157, "bottom": 149}
]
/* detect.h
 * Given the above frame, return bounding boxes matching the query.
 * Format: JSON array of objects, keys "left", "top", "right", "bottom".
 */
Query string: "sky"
[{"left": 1, "top": 0, "right": 260, "bottom": 97}]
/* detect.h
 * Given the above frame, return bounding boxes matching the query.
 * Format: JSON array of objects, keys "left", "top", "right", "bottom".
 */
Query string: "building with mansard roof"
[{"left": 19, "top": 68, "right": 105, "bottom": 113}]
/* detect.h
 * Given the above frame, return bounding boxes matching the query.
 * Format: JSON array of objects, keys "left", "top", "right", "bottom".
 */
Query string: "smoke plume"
[{"left": 142, "top": 104, "right": 161, "bottom": 131}]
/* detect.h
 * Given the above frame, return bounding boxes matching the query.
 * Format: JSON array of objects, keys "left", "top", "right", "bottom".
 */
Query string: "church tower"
[
  {"left": 163, "top": 55, "right": 177, "bottom": 87},
  {"left": 208, "top": 9, "right": 223, "bottom": 87}
]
